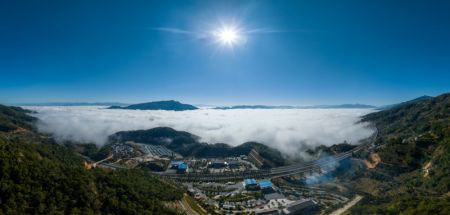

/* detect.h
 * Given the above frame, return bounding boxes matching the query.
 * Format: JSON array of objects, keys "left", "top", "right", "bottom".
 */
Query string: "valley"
[{"left": 1, "top": 93, "right": 449, "bottom": 214}]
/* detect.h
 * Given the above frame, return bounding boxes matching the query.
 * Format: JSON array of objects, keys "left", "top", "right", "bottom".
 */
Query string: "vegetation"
[
  {"left": 0, "top": 104, "right": 36, "bottom": 132},
  {"left": 351, "top": 195, "right": 450, "bottom": 215},
  {"left": 352, "top": 93, "right": 450, "bottom": 213},
  {"left": 108, "top": 127, "right": 287, "bottom": 167},
  {"left": 0, "top": 105, "right": 184, "bottom": 214},
  {"left": 378, "top": 95, "right": 433, "bottom": 110},
  {"left": 307, "top": 141, "right": 357, "bottom": 157},
  {"left": 184, "top": 194, "right": 207, "bottom": 215}
]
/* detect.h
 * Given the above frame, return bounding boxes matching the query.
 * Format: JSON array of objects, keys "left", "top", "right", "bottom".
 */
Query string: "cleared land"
[{"left": 330, "top": 195, "right": 363, "bottom": 215}]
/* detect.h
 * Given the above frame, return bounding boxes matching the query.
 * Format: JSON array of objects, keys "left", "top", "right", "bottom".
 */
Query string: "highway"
[
  {"left": 98, "top": 128, "right": 377, "bottom": 182},
  {"left": 157, "top": 128, "right": 377, "bottom": 182}
]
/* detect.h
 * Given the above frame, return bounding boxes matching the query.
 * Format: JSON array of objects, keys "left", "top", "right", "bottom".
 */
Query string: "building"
[
  {"left": 259, "top": 180, "right": 273, "bottom": 191},
  {"left": 256, "top": 209, "right": 281, "bottom": 215},
  {"left": 244, "top": 178, "right": 259, "bottom": 190},
  {"left": 170, "top": 161, "right": 184, "bottom": 169},
  {"left": 177, "top": 163, "right": 189, "bottom": 174},
  {"left": 228, "top": 160, "right": 241, "bottom": 169},
  {"left": 248, "top": 149, "right": 264, "bottom": 168},
  {"left": 208, "top": 160, "right": 227, "bottom": 169},
  {"left": 282, "top": 199, "right": 318, "bottom": 215}
]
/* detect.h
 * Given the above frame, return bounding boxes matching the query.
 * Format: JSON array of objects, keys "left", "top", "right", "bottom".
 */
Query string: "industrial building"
[
  {"left": 228, "top": 160, "right": 241, "bottom": 169},
  {"left": 170, "top": 161, "right": 185, "bottom": 169},
  {"left": 256, "top": 209, "right": 281, "bottom": 215},
  {"left": 208, "top": 160, "right": 227, "bottom": 169},
  {"left": 177, "top": 163, "right": 189, "bottom": 174},
  {"left": 244, "top": 178, "right": 259, "bottom": 190},
  {"left": 259, "top": 180, "right": 273, "bottom": 191},
  {"left": 170, "top": 161, "right": 189, "bottom": 174},
  {"left": 282, "top": 199, "right": 318, "bottom": 215}
]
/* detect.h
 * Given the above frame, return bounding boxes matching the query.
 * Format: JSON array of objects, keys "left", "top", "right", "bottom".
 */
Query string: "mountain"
[
  {"left": 215, "top": 105, "right": 296, "bottom": 110},
  {"left": 108, "top": 100, "right": 198, "bottom": 111},
  {"left": 107, "top": 127, "right": 287, "bottom": 167},
  {"left": 378, "top": 95, "right": 433, "bottom": 110},
  {"left": 215, "top": 104, "right": 376, "bottom": 110},
  {"left": 0, "top": 105, "right": 184, "bottom": 214},
  {"left": 310, "top": 104, "right": 376, "bottom": 109},
  {"left": 18, "top": 102, "right": 129, "bottom": 106},
  {"left": 349, "top": 93, "right": 450, "bottom": 214}
]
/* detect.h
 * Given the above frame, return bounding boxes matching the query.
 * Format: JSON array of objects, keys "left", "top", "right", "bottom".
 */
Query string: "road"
[
  {"left": 158, "top": 128, "right": 377, "bottom": 182},
  {"left": 98, "top": 128, "right": 377, "bottom": 182}
]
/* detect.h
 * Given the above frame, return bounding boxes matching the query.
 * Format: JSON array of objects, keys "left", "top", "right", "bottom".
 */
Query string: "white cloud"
[{"left": 27, "top": 106, "right": 375, "bottom": 156}]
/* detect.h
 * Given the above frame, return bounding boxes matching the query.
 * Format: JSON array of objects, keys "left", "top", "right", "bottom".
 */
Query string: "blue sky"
[{"left": 1, "top": 0, "right": 449, "bottom": 106}]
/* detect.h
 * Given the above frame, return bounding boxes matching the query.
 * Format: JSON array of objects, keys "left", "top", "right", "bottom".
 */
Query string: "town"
[{"left": 89, "top": 140, "right": 371, "bottom": 214}]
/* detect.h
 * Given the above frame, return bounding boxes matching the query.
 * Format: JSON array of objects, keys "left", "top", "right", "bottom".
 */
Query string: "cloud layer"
[{"left": 27, "top": 106, "right": 375, "bottom": 156}]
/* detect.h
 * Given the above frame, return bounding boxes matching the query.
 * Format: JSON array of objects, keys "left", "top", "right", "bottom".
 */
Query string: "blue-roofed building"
[
  {"left": 259, "top": 179, "right": 277, "bottom": 196},
  {"left": 244, "top": 178, "right": 259, "bottom": 190},
  {"left": 170, "top": 161, "right": 184, "bottom": 169},
  {"left": 177, "top": 163, "right": 188, "bottom": 174},
  {"left": 259, "top": 180, "right": 273, "bottom": 190}
]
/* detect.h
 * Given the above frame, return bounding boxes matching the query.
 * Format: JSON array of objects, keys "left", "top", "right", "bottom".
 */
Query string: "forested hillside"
[
  {"left": 0, "top": 105, "right": 184, "bottom": 214},
  {"left": 351, "top": 93, "right": 450, "bottom": 214},
  {"left": 108, "top": 127, "right": 287, "bottom": 167},
  {"left": 0, "top": 104, "right": 36, "bottom": 132}
]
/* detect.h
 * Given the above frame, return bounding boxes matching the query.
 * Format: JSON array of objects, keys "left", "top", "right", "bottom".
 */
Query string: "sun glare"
[{"left": 213, "top": 25, "right": 243, "bottom": 48}]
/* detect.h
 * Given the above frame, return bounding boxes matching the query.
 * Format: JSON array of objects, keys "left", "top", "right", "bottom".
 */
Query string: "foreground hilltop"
[
  {"left": 108, "top": 100, "right": 198, "bottom": 111},
  {"left": 0, "top": 105, "right": 184, "bottom": 214},
  {"left": 350, "top": 93, "right": 450, "bottom": 214}
]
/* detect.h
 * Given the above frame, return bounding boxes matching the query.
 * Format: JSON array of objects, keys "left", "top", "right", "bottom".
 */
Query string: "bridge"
[{"left": 156, "top": 128, "right": 378, "bottom": 182}]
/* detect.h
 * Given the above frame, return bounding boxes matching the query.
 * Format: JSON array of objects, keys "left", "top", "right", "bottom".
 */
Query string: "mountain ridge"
[
  {"left": 378, "top": 95, "right": 434, "bottom": 110},
  {"left": 108, "top": 100, "right": 198, "bottom": 111},
  {"left": 215, "top": 103, "right": 376, "bottom": 110}
]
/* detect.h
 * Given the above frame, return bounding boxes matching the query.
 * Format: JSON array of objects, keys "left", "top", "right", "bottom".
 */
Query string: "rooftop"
[
  {"left": 259, "top": 180, "right": 273, "bottom": 189},
  {"left": 244, "top": 178, "right": 258, "bottom": 185},
  {"left": 171, "top": 161, "right": 184, "bottom": 165},
  {"left": 178, "top": 163, "right": 188, "bottom": 170}
]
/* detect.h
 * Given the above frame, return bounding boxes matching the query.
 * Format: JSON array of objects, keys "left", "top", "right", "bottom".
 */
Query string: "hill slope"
[
  {"left": 350, "top": 93, "right": 450, "bottom": 214},
  {"left": 378, "top": 95, "right": 433, "bottom": 110},
  {"left": 109, "top": 100, "right": 198, "bottom": 111},
  {"left": 0, "top": 104, "right": 36, "bottom": 132},
  {"left": 0, "top": 105, "right": 184, "bottom": 214},
  {"left": 107, "top": 127, "right": 287, "bottom": 167}
]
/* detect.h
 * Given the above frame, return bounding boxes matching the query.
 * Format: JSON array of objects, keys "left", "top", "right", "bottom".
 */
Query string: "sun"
[
  {"left": 213, "top": 25, "right": 243, "bottom": 47},
  {"left": 217, "top": 27, "right": 238, "bottom": 44}
]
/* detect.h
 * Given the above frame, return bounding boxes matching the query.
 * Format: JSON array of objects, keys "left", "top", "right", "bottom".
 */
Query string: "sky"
[{"left": 1, "top": 0, "right": 449, "bottom": 106}]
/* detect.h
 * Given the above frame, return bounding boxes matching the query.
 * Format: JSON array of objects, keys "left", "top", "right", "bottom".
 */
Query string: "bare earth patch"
[
  {"left": 364, "top": 153, "right": 381, "bottom": 169},
  {"left": 422, "top": 161, "right": 432, "bottom": 177},
  {"left": 329, "top": 195, "right": 363, "bottom": 215}
]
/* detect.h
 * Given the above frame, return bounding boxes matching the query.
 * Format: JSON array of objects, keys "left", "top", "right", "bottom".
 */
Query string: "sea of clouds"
[{"left": 26, "top": 106, "right": 375, "bottom": 156}]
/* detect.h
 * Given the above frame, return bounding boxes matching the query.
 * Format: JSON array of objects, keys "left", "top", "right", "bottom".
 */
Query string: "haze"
[{"left": 29, "top": 106, "right": 375, "bottom": 156}]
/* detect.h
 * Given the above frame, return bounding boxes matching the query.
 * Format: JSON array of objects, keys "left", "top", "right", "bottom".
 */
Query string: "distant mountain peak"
[
  {"left": 108, "top": 100, "right": 198, "bottom": 111},
  {"left": 214, "top": 103, "right": 376, "bottom": 110}
]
